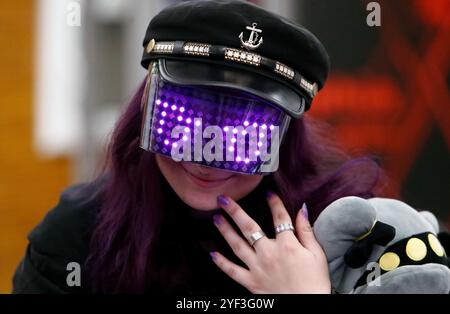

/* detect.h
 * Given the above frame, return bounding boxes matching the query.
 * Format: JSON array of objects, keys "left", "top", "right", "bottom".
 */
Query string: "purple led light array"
[{"left": 148, "top": 81, "right": 286, "bottom": 173}]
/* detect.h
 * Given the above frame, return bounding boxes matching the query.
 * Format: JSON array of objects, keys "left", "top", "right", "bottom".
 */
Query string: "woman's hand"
[{"left": 210, "top": 192, "right": 331, "bottom": 294}]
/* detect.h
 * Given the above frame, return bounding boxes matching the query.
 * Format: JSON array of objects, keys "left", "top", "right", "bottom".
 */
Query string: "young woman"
[{"left": 13, "top": 0, "right": 382, "bottom": 294}]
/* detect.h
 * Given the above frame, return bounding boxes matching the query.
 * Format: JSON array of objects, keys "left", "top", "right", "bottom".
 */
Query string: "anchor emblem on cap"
[{"left": 239, "top": 22, "right": 263, "bottom": 51}]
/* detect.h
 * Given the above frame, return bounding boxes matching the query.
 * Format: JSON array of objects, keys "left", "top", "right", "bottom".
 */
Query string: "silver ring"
[
  {"left": 248, "top": 230, "right": 266, "bottom": 246},
  {"left": 275, "top": 223, "right": 295, "bottom": 234}
]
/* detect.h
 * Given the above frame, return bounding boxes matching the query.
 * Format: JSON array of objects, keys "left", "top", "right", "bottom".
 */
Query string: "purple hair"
[{"left": 86, "top": 79, "right": 384, "bottom": 293}]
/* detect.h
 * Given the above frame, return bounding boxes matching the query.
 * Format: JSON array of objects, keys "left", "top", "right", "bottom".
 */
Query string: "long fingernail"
[
  {"left": 266, "top": 190, "right": 274, "bottom": 199},
  {"left": 209, "top": 251, "right": 217, "bottom": 261},
  {"left": 300, "top": 203, "right": 309, "bottom": 221},
  {"left": 213, "top": 214, "right": 222, "bottom": 226},
  {"left": 217, "top": 195, "right": 230, "bottom": 206}
]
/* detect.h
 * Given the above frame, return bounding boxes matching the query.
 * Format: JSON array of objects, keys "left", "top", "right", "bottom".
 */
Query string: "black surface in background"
[{"left": 298, "top": 0, "right": 449, "bottom": 220}]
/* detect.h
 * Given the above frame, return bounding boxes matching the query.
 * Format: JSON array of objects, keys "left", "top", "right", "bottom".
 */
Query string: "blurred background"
[{"left": 0, "top": 0, "right": 449, "bottom": 293}]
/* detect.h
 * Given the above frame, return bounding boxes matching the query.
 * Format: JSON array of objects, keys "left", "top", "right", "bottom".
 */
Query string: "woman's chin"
[
  {"left": 156, "top": 154, "right": 263, "bottom": 211},
  {"left": 179, "top": 191, "right": 221, "bottom": 211}
]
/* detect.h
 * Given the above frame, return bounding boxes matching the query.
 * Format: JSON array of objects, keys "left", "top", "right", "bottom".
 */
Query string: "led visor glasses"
[{"left": 140, "top": 60, "right": 297, "bottom": 174}]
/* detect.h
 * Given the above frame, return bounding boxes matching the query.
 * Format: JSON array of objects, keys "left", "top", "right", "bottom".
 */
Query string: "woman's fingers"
[
  {"left": 212, "top": 197, "right": 330, "bottom": 293},
  {"left": 266, "top": 191, "right": 298, "bottom": 242},
  {"left": 213, "top": 214, "right": 256, "bottom": 267},
  {"left": 295, "top": 203, "right": 324, "bottom": 257},
  {"left": 209, "top": 251, "right": 254, "bottom": 288},
  {"left": 217, "top": 195, "right": 269, "bottom": 250}
]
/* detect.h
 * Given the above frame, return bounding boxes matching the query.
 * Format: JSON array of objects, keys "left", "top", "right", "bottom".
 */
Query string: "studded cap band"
[{"left": 144, "top": 39, "right": 319, "bottom": 99}]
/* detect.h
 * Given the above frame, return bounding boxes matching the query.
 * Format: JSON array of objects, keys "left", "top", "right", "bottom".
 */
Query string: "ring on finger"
[
  {"left": 248, "top": 230, "right": 266, "bottom": 247},
  {"left": 274, "top": 223, "right": 295, "bottom": 234}
]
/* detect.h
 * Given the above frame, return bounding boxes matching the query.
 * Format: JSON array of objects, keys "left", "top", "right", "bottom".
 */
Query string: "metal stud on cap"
[{"left": 146, "top": 38, "right": 156, "bottom": 53}]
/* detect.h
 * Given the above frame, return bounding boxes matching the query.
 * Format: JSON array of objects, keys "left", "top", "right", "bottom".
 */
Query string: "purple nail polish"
[
  {"left": 213, "top": 215, "right": 222, "bottom": 225},
  {"left": 209, "top": 251, "right": 217, "bottom": 261},
  {"left": 217, "top": 195, "right": 230, "bottom": 206},
  {"left": 300, "top": 203, "right": 309, "bottom": 221},
  {"left": 266, "top": 190, "right": 274, "bottom": 198}
]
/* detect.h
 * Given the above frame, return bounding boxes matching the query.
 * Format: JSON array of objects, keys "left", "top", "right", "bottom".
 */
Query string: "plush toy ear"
[
  {"left": 344, "top": 221, "right": 396, "bottom": 268},
  {"left": 314, "top": 196, "right": 381, "bottom": 289},
  {"left": 418, "top": 211, "right": 439, "bottom": 234}
]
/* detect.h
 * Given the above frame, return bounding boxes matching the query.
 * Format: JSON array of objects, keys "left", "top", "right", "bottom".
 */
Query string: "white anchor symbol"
[{"left": 239, "top": 22, "right": 263, "bottom": 51}]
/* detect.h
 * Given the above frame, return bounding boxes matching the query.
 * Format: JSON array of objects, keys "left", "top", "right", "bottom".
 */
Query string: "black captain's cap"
[{"left": 141, "top": 0, "right": 330, "bottom": 116}]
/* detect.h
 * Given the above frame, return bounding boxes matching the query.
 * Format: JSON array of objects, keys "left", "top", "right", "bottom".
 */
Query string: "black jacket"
[{"left": 12, "top": 176, "right": 277, "bottom": 294}]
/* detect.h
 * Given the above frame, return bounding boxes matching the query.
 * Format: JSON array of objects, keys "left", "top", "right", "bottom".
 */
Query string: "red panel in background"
[{"left": 310, "top": 0, "right": 450, "bottom": 210}]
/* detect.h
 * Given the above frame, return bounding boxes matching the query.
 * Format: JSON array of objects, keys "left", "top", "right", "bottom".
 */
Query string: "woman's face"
[{"left": 156, "top": 155, "right": 263, "bottom": 210}]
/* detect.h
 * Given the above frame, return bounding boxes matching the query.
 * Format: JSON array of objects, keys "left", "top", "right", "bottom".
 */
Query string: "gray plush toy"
[{"left": 313, "top": 196, "right": 450, "bottom": 294}]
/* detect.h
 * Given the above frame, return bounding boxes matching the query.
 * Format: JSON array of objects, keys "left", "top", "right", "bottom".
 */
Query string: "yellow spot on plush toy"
[
  {"left": 406, "top": 238, "right": 427, "bottom": 261},
  {"left": 379, "top": 252, "right": 400, "bottom": 271}
]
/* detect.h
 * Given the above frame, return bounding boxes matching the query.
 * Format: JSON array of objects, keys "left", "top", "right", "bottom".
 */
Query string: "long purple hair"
[{"left": 86, "top": 79, "right": 384, "bottom": 293}]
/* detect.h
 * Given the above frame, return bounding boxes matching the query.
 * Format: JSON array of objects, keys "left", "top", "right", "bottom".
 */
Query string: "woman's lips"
[{"left": 181, "top": 164, "right": 234, "bottom": 188}]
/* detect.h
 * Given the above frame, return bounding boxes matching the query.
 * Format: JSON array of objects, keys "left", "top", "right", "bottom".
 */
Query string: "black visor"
[{"left": 158, "top": 58, "right": 308, "bottom": 118}]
